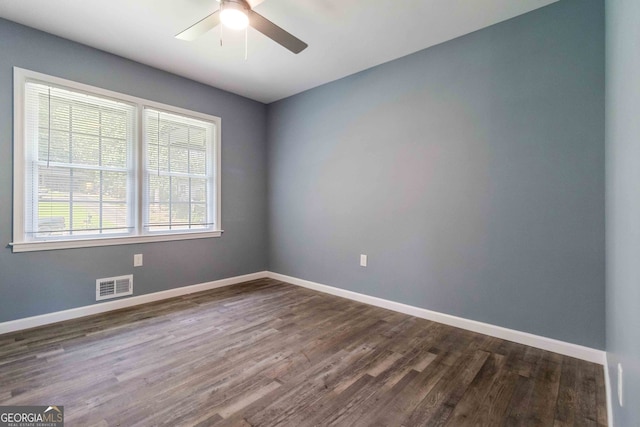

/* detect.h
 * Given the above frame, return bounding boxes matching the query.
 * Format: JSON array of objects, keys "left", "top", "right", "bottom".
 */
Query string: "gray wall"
[
  {"left": 606, "top": 0, "right": 640, "bottom": 424},
  {"left": 1, "top": 0, "right": 608, "bottom": 354},
  {"left": 0, "top": 18, "right": 268, "bottom": 322},
  {"left": 267, "top": 0, "right": 605, "bottom": 349}
]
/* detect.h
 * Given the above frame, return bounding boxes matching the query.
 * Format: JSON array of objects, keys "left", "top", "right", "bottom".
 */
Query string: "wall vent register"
[{"left": 96, "top": 274, "right": 133, "bottom": 301}]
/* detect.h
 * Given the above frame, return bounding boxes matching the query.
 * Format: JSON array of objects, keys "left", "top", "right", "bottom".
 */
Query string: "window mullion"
[
  {"left": 136, "top": 105, "right": 144, "bottom": 236},
  {"left": 69, "top": 104, "right": 74, "bottom": 235},
  {"left": 168, "top": 128, "right": 172, "bottom": 231},
  {"left": 188, "top": 126, "right": 192, "bottom": 229},
  {"left": 99, "top": 109, "right": 103, "bottom": 234}
]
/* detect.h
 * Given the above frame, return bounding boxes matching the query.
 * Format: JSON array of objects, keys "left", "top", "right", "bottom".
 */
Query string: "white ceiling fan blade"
[
  {"left": 216, "top": 0, "right": 265, "bottom": 8},
  {"left": 247, "top": 0, "right": 266, "bottom": 8},
  {"left": 175, "top": 10, "right": 220, "bottom": 41}
]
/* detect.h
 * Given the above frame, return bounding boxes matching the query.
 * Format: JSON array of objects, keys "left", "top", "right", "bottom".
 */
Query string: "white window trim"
[{"left": 11, "top": 67, "right": 222, "bottom": 253}]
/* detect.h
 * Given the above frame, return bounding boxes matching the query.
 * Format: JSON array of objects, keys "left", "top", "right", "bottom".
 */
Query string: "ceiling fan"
[{"left": 175, "top": 0, "right": 308, "bottom": 54}]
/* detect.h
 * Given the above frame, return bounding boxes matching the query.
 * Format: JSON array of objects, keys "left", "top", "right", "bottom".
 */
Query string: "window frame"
[{"left": 12, "top": 67, "right": 222, "bottom": 253}]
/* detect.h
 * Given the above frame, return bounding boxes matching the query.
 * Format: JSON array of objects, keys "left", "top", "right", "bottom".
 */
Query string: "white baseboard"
[
  {"left": 267, "top": 272, "right": 606, "bottom": 365},
  {"left": 0, "top": 271, "right": 269, "bottom": 335},
  {"left": 1, "top": 270, "right": 606, "bottom": 367},
  {"left": 604, "top": 354, "right": 614, "bottom": 426}
]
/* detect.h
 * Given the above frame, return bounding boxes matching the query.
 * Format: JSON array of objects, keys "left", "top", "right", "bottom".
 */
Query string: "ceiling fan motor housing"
[
  {"left": 220, "top": 0, "right": 251, "bottom": 30},
  {"left": 222, "top": 0, "right": 251, "bottom": 12}
]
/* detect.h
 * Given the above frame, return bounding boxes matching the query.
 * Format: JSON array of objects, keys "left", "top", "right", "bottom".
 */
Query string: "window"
[
  {"left": 23, "top": 80, "right": 137, "bottom": 240},
  {"left": 12, "top": 68, "right": 221, "bottom": 252},
  {"left": 143, "top": 109, "right": 215, "bottom": 233}
]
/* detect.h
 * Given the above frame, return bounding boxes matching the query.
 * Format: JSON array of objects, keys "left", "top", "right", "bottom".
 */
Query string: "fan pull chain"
[{"left": 220, "top": 1, "right": 224, "bottom": 47}]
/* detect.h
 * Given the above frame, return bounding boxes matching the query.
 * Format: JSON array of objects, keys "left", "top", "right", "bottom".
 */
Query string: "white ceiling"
[{"left": 0, "top": 0, "right": 557, "bottom": 103}]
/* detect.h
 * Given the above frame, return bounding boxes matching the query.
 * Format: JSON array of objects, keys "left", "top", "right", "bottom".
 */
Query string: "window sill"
[{"left": 10, "top": 230, "right": 223, "bottom": 253}]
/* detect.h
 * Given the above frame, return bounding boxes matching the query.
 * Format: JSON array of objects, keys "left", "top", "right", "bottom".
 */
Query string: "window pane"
[
  {"left": 71, "top": 103, "right": 100, "bottom": 136},
  {"left": 72, "top": 134, "right": 100, "bottom": 166},
  {"left": 102, "top": 202, "right": 129, "bottom": 233},
  {"left": 38, "top": 166, "right": 71, "bottom": 196},
  {"left": 71, "top": 169, "right": 101, "bottom": 200},
  {"left": 102, "top": 171, "right": 128, "bottom": 201},
  {"left": 37, "top": 201, "right": 69, "bottom": 236},
  {"left": 101, "top": 110, "right": 127, "bottom": 139},
  {"left": 171, "top": 177, "right": 190, "bottom": 203},
  {"left": 191, "top": 203, "right": 207, "bottom": 226},
  {"left": 170, "top": 146, "right": 189, "bottom": 173},
  {"left": 147, "top": 203, "right": 170, "bottom": 230},
  {"left": 50, "top": 98, "right": 70, "bottom": 132},
  {"left": 149, "top": 174, "right": 170, "bottom": 203},
  {"left": 67, "top": 201, "right": 101, "bottom": 233},
  {"left": 146, "top": 116, "right": 159, "bottom": 145},
  {"left": 38, "top": 130, "right": 71, "bottom": 163},
  {"left": 191, "top": 178, "right": 206, "bottom": 203},
  {"left": 159, "top": 145, "right": 170, "bottom": 172},
  {"left": 169, "top": 126, "right": 189, "bottom": 148},
  {"left": 190, "top": 149, "right": 206, "bottom": 175},
  {"left": 147, "top": 143, "right": 159, "bottom": 171},
  {"left": 171, "top": 202, "right": 190, "bottom": 227},
  {"left": 38, "top": 130, "right": 50, "bottom": 162},
  {"left": 101, "top": 138, "right": 127, "bottom": 167},
  {"left": 190, "top": 128, "right": 206, "bottom": 149}
]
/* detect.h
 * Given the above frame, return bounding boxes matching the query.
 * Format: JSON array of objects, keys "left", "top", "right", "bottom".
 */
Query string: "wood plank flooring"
[{"left": 0, "top": 278, "right": 607, "bottom": 426}]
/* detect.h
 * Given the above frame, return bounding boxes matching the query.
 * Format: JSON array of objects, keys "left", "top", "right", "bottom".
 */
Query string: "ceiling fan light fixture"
[
  {"left": 177, "top": 0, "right": 308, "bottom": 54},
  {"left": 220, "top": 1, "right": 249, "bottom": 30}
]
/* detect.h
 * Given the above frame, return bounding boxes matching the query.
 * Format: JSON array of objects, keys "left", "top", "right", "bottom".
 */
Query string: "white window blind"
[
  {"left": 23, "top": 82, "right": 136, "bottom": 240},
  {"left": 144, "top": 109, "right": 216, "bottom": 232}
]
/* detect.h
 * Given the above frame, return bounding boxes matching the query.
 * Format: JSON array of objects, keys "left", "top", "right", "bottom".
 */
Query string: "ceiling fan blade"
[
  {"left": 247, "top": 0, "right": 266, "bottom": 8},
  {"left": 248, "top": 11, "right": 308, "bottom": 54},
  {"left": 175, "top": 10, "right": 220, "bottom": 41}
]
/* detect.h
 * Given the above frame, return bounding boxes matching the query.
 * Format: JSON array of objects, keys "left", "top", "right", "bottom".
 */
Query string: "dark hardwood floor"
[{"left": 0, "top": 278, "right": 607, "bottom": 426}]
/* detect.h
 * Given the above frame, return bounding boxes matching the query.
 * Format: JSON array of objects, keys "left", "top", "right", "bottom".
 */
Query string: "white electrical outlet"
[
  {"left": 360, "top": 254, "right": 367, "bottom": 267},
  {"left": 134, "top": 254, "right": 143, "bottom": 267},
  {"left": 618, "top": 363, "right": 624, "bottom": 407}
]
